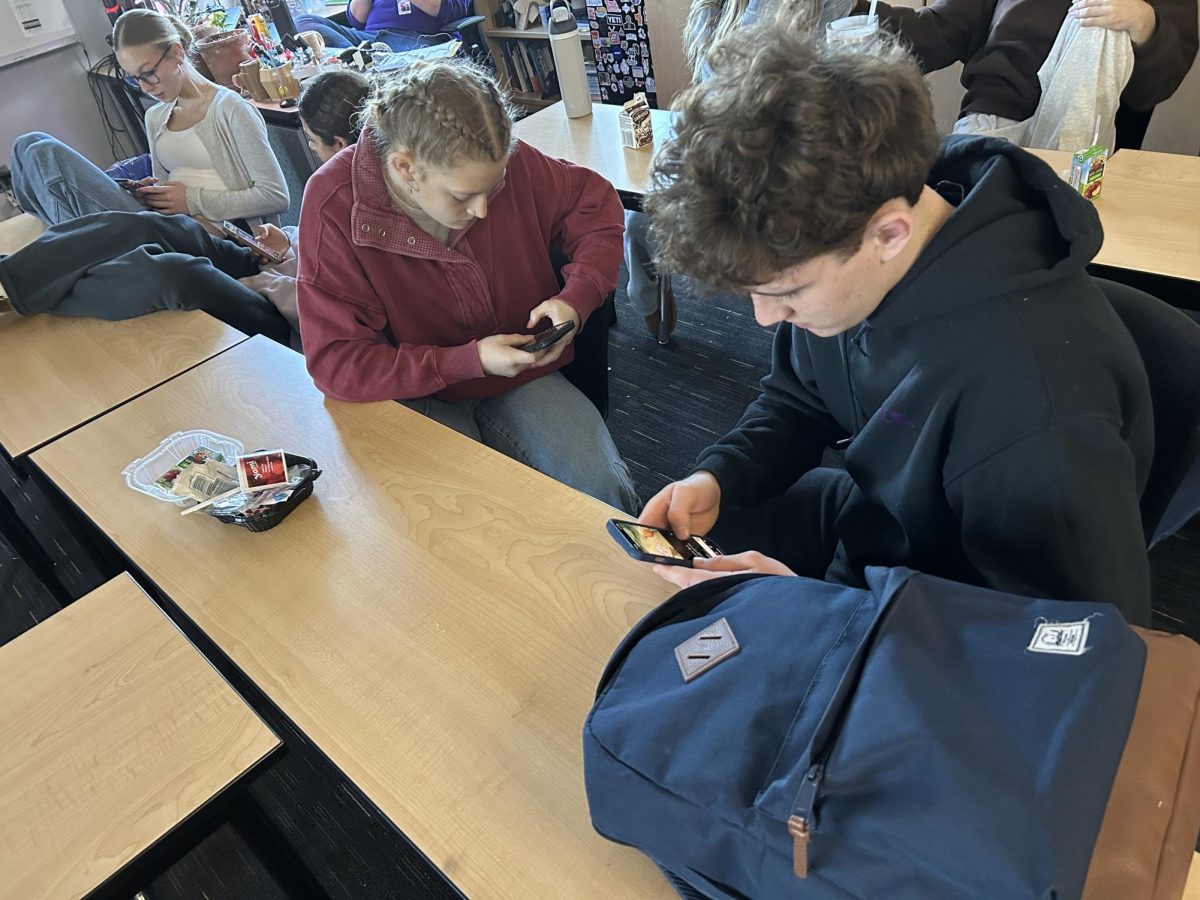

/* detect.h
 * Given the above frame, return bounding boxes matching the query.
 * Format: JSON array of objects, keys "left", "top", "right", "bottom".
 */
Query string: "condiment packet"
[
  {"left": 156, "top": 447, "right": 239, "bottom": 503},
  {"left": 237, "top": 450, "right": 290, "bottom": 493}
]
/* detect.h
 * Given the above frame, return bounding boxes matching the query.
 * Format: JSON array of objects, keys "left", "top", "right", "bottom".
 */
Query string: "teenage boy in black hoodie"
[{"left": 638, "top": 23, "right": 1155, "bottom": 624}]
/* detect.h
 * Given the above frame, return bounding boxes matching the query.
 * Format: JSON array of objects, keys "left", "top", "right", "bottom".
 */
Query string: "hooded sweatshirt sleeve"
[
  {"left": 1122, "top": 0, "right": 1199, "bottom": 110},
  {"left": 946, "top": 414, "right": 1151, "bottom": 625},
  {"left": 695, "top": 325, "right": 846, "bottom": 509},
  {"left": 853, "top": 0, "right": 994, "bottom": 72}
]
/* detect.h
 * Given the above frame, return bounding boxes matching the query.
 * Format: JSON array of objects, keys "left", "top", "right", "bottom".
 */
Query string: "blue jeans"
[
  {"left": 623, "top": 210, "right": 659, "bottom": 317},
  {"left": 401, "top": 372, "right": 641, "bottom": 514},
  {"left": 10, "top": 132, "right": 143, "bottom": 226},
  {"left": 292, "top": 14, "right": 435, "bottom": 51}
]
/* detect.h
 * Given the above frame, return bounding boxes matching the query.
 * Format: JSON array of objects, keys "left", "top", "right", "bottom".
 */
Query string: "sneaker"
[
  {"left": 643, "top": 277, "right": 677, "bottom": 340},
  {"left": 0, "top": 256, "right": 11, "bottom": 312}
]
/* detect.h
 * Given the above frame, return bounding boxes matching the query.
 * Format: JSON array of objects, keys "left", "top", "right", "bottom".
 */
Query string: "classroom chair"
[
  {"left": 1098, "top": 278, "right": 1200, "bottom": 544},
  {"left": 551, "top": 244, "right": 614, "bottom": 420}
]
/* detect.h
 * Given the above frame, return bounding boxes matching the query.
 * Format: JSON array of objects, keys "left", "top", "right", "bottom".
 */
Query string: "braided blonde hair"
[{"left": 366, "top": 60, "right": 517, "bottom": 169}]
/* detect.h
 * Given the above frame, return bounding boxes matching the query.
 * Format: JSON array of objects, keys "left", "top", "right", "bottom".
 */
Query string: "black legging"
[{"left": 0, "top": 210, "right": 293, "bottom": 345}]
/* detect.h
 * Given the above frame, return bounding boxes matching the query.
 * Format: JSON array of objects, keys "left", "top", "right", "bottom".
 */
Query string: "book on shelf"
[{"left": 496, "top": 38, "right": 560, "bottom": 100}]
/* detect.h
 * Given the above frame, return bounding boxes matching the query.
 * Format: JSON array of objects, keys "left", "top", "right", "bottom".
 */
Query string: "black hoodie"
[{"left": 697, "top": 135, "right": 1154, "bottom": 624}]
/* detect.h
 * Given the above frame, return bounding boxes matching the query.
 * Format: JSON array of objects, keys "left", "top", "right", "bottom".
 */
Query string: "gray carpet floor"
[{"left": 607, "top": 270, "right": 775, "bottom": 503}]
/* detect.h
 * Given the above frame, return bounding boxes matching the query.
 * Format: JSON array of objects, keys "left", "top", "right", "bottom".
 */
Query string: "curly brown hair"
[{"left": 644, "top": 20, "right": 939, "bottom": 292}]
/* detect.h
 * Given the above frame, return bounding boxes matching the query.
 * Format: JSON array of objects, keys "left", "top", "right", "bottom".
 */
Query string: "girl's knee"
[{"left": 12, "top": 132, "right": 54, "bottom": 156}]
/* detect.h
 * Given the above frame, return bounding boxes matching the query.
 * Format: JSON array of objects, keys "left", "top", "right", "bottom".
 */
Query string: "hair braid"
[{"left": 366, "top": 59, "right": 516, "bottom": 168}]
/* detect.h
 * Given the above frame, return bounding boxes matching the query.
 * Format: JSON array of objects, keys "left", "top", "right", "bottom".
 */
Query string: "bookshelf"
[
  {"left": 484, "top": 23, "right": 591, "bottom": 40},
  {"left": 474, "top": 0, "right": 598, "bottom": 112}
]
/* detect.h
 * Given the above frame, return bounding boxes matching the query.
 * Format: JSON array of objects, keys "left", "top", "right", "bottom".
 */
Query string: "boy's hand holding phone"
[
  {"left": 524, "top": 297, "right": 581, "bottom": 366},
  {"left": 640, "top": 470, "right": 723, "bottom": 541},
  {"left": 653, "top": 551, "right": 798, "bottom": 589}
]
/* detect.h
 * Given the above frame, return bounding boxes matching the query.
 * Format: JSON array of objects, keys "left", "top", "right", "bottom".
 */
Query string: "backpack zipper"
[{"left": 787, "top": 763, "right": 825, "bottom": 878}]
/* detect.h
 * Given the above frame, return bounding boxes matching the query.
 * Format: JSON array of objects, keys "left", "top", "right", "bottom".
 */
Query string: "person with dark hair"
[
  {"left": 0, "top": 72, "right": 369, "bottom": 346},
  {"left": 298, "top": 69, "right": 372, "bottom": 157},
  {"left": 636, "top": 22, "right": 1155, "bottom": 625},
  {"left": 9, "top": 9, "right": 287, "bottom": 226}
]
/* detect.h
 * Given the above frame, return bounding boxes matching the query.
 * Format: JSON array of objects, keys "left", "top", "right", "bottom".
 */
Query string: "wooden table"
[
  {"left": 1094, "top": 150, "right": 1200, "bottom": 283},
  {"left": 1020, "top": 149, "right": 1200, "bottom": 284},
  {"left": 32, "top": 336, "right": 674, "bottom": 899},
  {"left": 1185, "top": 853, "right": 1200, "bottom": 899},
  {"left": 515, "top": 101, "right": 674, "bottom": 200},
  {"left": 0, "top": 311, "right": 245, "bottom": 457},
  {"left": 0, "top": 573, "right": 278, "bottom": 899}
]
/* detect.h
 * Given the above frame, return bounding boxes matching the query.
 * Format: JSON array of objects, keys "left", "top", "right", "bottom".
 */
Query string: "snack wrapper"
[
  {"left": 619, "top": 93, "right": 653, "bottom": 150},
  {"left": 156, "top": 447, "right": 239, "bottom": 503}
]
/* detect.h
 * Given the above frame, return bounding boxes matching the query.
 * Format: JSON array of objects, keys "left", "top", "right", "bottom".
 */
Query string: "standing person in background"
[
  {"left": 844, "top": 0, "right": 1197, "bottom": 145},
  {"left": 293, "top": 0, "right": 471, "bottom": 52},
  {"left": 10, "top": 9, "right": 288, "bottom": 228},
  {"left": 297, "top": 60, "right": 640, "bottom": 512},
  {"left": 622, "top": 0, "right": 777, "bottom": 340}
]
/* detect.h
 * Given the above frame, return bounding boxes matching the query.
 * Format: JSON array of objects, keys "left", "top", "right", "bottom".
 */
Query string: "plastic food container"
[
  {"left": 123, "top": 429, "right": 245, "bottom": 506},
  {"left": 209, "top": 454, "right": 322, "bottom": 532}
]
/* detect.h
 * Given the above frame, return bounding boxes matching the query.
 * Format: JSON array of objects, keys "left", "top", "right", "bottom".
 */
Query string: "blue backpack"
[{"left": 583, "top": 568, "right": 1146, "bottom": 899}]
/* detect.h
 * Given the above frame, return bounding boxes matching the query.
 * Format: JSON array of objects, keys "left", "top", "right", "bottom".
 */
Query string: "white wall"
[
  {"left": 0, "top": 0, "right": 126, "bottom": 170},
  {"left": 1143, "top": 3, "right": 1200, "bottom": 155}
]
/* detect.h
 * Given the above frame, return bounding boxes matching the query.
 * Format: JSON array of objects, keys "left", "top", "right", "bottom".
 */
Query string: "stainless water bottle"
[{"left": 548, "top": 0, "right": 591, "bottom": 118}]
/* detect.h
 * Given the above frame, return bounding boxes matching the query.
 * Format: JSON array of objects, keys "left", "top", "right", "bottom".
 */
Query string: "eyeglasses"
[{"left": 122, "top": 44, "right": 173, "bottom": 89}]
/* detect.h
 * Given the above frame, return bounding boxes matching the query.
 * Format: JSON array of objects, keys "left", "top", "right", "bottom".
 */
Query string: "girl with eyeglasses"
[{"left": 9, "top": 9, "right": 288, "bottom": 228}]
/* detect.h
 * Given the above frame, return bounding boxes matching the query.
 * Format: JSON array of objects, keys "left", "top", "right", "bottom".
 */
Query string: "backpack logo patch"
[
  {"left": 675, "top": 617, "right": 740, "bottom": 682},
  {"left": 1028, "top": 619, "right": 1091, "bottom": 656}
]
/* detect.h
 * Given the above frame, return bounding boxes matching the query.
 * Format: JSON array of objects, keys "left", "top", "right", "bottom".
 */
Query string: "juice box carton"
[{"left": 1069, "top": 144, "right": 1108, "bottom": 200}]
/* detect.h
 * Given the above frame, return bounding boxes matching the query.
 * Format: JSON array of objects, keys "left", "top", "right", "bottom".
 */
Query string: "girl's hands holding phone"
[
  {"left": 477, "top": 298, "right": 581, "bottom": 376},
  {"left": 525, "top": 297, "right": 581, "bottom": 367},
  {"left": 255, "top": 224, "right": 291, "bottom": 260},
  {"left": 138, "top": 180, "right": 189, "bottom": 215},
  {"left": 477, "top": 333, "right": 546, "bottom": 377}
]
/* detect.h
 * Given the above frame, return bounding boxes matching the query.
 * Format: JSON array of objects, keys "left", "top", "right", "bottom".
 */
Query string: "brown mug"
[
  {"left": 259, "top": 60, "right": 301, "bottom": 103},
  {"left": 232, "top": 59, "right": 272, "bottom": 103}
]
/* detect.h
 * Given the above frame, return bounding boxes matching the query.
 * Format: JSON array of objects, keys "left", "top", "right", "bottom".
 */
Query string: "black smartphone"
[
  {"left": 523, "top": 320, "right": 576, "bottom": 353},
  {"left": 115, "top": 179, "right": 141, "bottom": 191},
  {"left": 606, "top": 519, "right": 722, "bottom": 567},
  {"left": 219, "top": 220, "right": 286, "bottom": 264}
]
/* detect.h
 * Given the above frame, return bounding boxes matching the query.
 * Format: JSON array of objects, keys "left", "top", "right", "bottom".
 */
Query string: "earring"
[{"left": 408, "top": 180, "right": 419, "bottom": 194}]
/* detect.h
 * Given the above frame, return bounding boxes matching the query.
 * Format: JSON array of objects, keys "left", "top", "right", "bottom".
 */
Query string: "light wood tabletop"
[
  {"left": 1096, "top": 150, "right": 1200, "bottom": 282},
  {"left": 1109, "top": 148, "right": 1200, "bottom": 188},
  {"left": 1186, "top": 853, "right": 1200, "bottom": 899},
  {"left": 32, "top": 336, "right": 675, "bottom": 899},
  {"left": 514, "top": 101, "right": 675, "bottom": 197},
  {"left": 0, "top": 311, "right": 246, "bottom": 457},
  {"left": 990, "top": 148, "right": 1200, "bottom": 283},
  {"left": 0, "top": 573, "right": 278, "bottom": 900}
]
